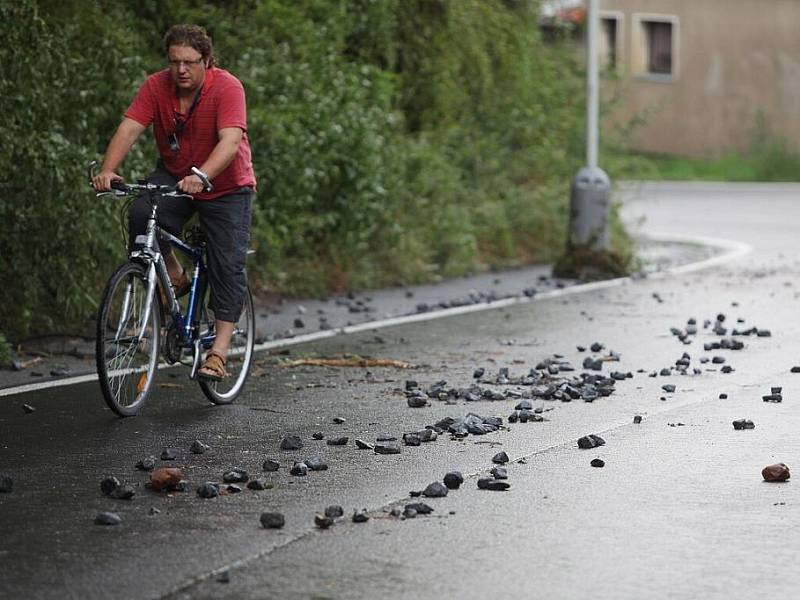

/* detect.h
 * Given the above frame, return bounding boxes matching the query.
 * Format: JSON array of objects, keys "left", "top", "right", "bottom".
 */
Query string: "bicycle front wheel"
[
  {"left": 199, "top": 286, "right": 255, "bottom": 405},
  {"left": 96, "top": 262, "right": 161, "bottom": 417}
]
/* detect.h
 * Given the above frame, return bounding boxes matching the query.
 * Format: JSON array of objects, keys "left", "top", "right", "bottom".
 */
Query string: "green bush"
[{"left": 1, "top": 0, "right": 611, "bottom": 339}]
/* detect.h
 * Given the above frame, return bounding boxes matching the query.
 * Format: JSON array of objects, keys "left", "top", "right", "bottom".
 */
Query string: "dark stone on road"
[
  {"left": 95, "top": 512, "right": 122, "bottom": 526},
  {"left": 407, "top": 395, "right": 428, "bottom": 408},
  {"left": 333, "top": 416, "right": 346, "bottom": 424},
  {"left": 149, "top": 468, "right": 183, "bottom": 492},
  {"left": 190, "top": 440, "right": 209, "bottom": 454},
  {"left": 633, "top": 415, "right": 643, "bottom": 424},
  {"left": 312, "top": 432, "right": 325, "bottom": 440},
  {"left": 305, "top": 457, "right": 329, "bottom": 471},
  {"left": 376, "top": 434, "right": 397, "bottom": 442},
  {"left": 763, "top": 394, "right": 782, "bottom": 403},
  {"left": 197, "top": 483, "right": 220, "bottom": 498},
  {"left": 101, "top": 476, "right": 120, "bottom": 496},
  {"left": 325, "top": 505, "right": 344, "bottom": 519},
  {"left": 577, "top": 434, "right": 605, "bottom": 449},
  {"left": 719, "top": 394, "right": 728, "bottom": 399},
  {"left": 352, "top": 509, "right": 370, "bottom": 523},
  {"left": 405, "top": 380, "right": 419, "bottom": 390},
  {"left": 403, "top": 434, "right": 421, "bottom": 446},
  {"left": 260, "top": 512, "right": 285, "bottom": 529},
  {"left": 473, "top": 368, "right": 485, "bottom": 379},
  {"left": 444, "top": 472, "right": 464, "bottom": 489},
  {"left": 216, "top": 570, "right": 231, "bottom": 584},
  {"left": 327, "top": 437, "right": 349, "bottom": 446},
  {"left": 280, "top": 435, "right": 303, "bottom": 451},
  {"left": 1, "top": 474, "right": 14, "bottom": 493},
  {"left": 422, "top": 482, "right": 448, "bottom": 498},
  {"left": 405, "top": 502, "right": 434, "bottom": 515},
  {"left": 22, "top": 404, "right": 35, "bottom": 414},
  {"left": 791, "top": 366, "right": 800, "bottom": 373},
  {"left": 490, "top": 467, "right": 508, "bottom": 480},
  {"left": 515, "top": 400, "right": 533, "bottom": 411},
  {"left": 374, "top": 443, "right": 401, "bottom": 455},
  {"left": 508, "top": 411, "right": 519, "bottom": 423},
  {"left": 477, "top": 477, "right": 511, "bottom": 491},
  {"left": 135, "top": 456, "right": 156, "bottom": 472},
  {"left": 732, "top": 419, "right": 755, "bottom": 430},
  {"left": 222, "top": 468, "right": 249, "bottom": 483},
  {"left": 263, "top": 459, "right": 280, "bottom": 472},
  {"left": 109, "top": 484, "right": 135, "bottom": 500},
  {"left": 590, "top": 458, "right": 605, "bottom": 468},
  {"left": 492, "top": 451, "right": 509, "bottom": 464},
  {"left": 226, "top": 484, "right": 242, "bottom": 493},
  {"left": 247, "top": 479, "right": 269, "bottom": 490},
  {"left": 355, "top": 439, "right": 374, "bottom": 450},
  {"left": 662, "top": 384, "right": 676, "bottom": 393},
  {"left": 315, "top": 514, "right": 334, "bottom": 529},
  {"left": 160, "top": 448, "right": 178, "bottom": 461},
  {"left": 762, "top": 463, "right": 790, "bottom": 482},
  {"left": 403, "top": 507, "right": 418, "bottom": 519},
  {"left": 289, "top": 462, "right": 308, "bottom": 476}
]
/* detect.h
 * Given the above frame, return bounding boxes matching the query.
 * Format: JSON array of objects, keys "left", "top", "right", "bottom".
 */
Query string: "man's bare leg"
[{"left": 164, "top": 251, "right": 184, "bottom": 281}]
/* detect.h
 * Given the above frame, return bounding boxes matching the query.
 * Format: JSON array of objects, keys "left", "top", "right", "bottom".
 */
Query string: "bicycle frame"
[{"left": 129, "top": 190, "right": 216, "bottom": 378}]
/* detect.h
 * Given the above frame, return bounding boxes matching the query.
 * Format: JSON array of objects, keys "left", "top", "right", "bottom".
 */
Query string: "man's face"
[{"left": 167, "top": 45, "right": 206, "bottom": 92}]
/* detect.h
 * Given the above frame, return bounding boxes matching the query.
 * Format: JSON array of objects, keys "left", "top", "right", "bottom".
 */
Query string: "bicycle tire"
[
  {"left": 96, "top": 262, "right": 161, "bottom": 416},
  {"left": 199, "top": 285, "right": 255, "bottom": 405}
]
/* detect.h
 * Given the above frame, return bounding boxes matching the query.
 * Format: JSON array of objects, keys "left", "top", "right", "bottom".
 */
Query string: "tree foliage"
[{"left": 0, "top": 0, "right": 594, "bottom": 338}]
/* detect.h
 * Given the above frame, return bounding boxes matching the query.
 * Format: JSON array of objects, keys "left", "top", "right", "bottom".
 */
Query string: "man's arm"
[
  {"left": 177, "top": 127, "right": 243, "bottom": 194},
  {"left": 93, "top": 117, "right": 147, "bottom": 190}
]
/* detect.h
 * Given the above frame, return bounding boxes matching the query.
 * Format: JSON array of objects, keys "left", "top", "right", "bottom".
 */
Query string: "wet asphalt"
[{"left": 3, "top": 182, "right": 800, "bottom": 599}]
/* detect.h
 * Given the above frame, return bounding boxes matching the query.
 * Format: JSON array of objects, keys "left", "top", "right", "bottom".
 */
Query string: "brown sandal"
[{"left": 198, "top": 350, "right": 228, "bottom": 382}]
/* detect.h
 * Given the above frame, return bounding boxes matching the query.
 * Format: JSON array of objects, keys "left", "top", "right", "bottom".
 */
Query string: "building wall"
[{"left": 600, "top": 0, "right": 800, "bottom": 157}]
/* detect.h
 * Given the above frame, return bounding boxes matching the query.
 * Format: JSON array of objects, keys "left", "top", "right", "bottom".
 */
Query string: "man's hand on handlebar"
[
  {"left": 177, "top": 174, "right": 205, "bottom": 195},
  {"left": 93, "top": 170, "right": 124, "bottom": 192}
]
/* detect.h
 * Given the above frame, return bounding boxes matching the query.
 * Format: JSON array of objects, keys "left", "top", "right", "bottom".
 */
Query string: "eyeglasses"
[{"left": 168, "top": 58, "right": 204, "bottom": 69}]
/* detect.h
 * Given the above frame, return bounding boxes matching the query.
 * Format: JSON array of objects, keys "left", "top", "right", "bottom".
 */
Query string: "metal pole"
[{"left": 586, "top": 0, "right": 599, "bottom": 169}]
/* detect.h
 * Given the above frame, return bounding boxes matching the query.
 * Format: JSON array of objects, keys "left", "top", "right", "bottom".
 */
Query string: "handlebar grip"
[
  {"left": 191, "top": 167, "right": 214, "bottom": 193},
  {"left": 110, "top": 181, "right": 130, "bottom": 192}
]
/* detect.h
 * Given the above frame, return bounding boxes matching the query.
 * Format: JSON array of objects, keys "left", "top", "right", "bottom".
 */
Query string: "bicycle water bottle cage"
[{"left": 185, "top": 226, "right": 206, "bottom": 246}]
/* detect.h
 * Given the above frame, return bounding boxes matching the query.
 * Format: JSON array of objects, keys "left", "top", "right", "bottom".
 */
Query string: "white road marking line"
[{"left": 0, "top": 233, "right": 752, "bottom": 398}]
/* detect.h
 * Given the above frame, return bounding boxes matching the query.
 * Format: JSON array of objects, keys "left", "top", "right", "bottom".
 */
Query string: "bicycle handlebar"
[{"left": 88, "top": 161, "right": 194, "bottom": 199}]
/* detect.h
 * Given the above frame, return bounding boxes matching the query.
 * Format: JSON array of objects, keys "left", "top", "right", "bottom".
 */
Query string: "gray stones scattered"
[
  {"left": 247, "top": 479, "right": 269, "bottom": 490},
  {"left": 492, "top": 451, "right": 509, "bottom": 464},
  {"left": 352, "top": 509, "right": 370, "bottom": 523},
  {"left": 262, "top": 459, "right": 280, "bottom": 472},
  {"left": 95, "top": 511, "right": 122, "bottom": 526},
  {"left": 197, "top": 482, "right": 220, "bottom": 499},
  {"left": 422, "top": 482, "right": 448, "bottom": 498},
  {"left": 477, "top": 477, "right": 510, "bottom": 491},
  {"left": 443, "top": 471, "right": 464, "bottom": 489},
  {"left": 305, "top": 457, "right": 329, "bottom": 471},
  {"left": 190, "top": 440, "right": 209, "bottom": 454},
  {"left": 160, "top": 448, "right": 178, "bottom": 461},
  {"left": 405, "top": 502, "right": 434, "bottom": 515},
  {"left": 590, "top": 458, "right": 605, "bottom": 468},
  {"left": 327, "top": 436, "right": 349, "bottom": 446},
  {"left": 222, "top": 468, "right": 249, "bottom": 484},
  {"left": 135, "top": 456, "right": 156, "bottom": 472},
  {"left": 260, "top": 512, "right": 285, "bottom": 529},
  {"left": 324, "top": 505, "right": 344, "bottom": 518},
  {"left": 355, "top": 439, "right": 374, "bottom": 450},
  {"left": 289, "top": 462, "right": 308, "bottom": 476},
  {"left": 490, "top": 467, "right": 508, "bottom": 480},
  {"left": 374, "top": 443, "right": 401, "bottom": 455},
  {"left": 577, "top": 434, "right": 605, "bottom": 449},
  {"left": 315, "top": 514, "right": 334, "bottom": 529},
  {"left": 0, "top": 474, "right": 13, "bottom": 493},
  {"left": 280, "top": 435, "right": 304, "bottom": 451},
  {"left": 732, "top": 419, "right": 755, "bottom": 430}
]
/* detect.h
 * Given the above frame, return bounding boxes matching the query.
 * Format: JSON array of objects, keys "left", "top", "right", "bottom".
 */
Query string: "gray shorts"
[{"left": 128, "top": 164, "right": 253, "bottom": 323}]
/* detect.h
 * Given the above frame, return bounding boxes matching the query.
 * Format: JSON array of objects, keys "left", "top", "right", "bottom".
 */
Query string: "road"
[{"left": 3, "top": 182, "right": 800, "bottom": 599}]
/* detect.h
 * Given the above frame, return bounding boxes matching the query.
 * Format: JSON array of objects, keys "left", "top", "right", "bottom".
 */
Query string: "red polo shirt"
[{"left": 125, "top": 67, "right": 256, "bottom": 200}]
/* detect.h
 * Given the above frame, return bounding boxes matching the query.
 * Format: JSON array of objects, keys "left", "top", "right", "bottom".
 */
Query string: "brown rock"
[
  {"left": 149, "top": 468, "right": 184, "bottom": 491},
  {"left": 762, "top": 463, "right": 790, "bottom": 482}
]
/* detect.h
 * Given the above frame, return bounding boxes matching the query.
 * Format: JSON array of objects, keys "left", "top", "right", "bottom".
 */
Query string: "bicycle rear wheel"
[
  {"left": 199, "top": 286, "right": 255, "bottom": 405},
  {"left": 96, "top": 262, "right": 161, "bottom": 417}
]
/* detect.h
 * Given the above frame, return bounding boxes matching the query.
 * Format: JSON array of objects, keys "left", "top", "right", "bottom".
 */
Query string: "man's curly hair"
[{"left": 164, "top": 24, "right": 215, "bottom": 67}]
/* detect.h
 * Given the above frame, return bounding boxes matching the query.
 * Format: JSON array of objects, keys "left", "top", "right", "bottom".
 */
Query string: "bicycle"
[{"left": 88, "top": 161, "right": 255, "bottom": 417}]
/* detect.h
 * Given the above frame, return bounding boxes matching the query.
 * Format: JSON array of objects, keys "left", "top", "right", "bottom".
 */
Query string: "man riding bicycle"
[{"left": 92, "top": 24, "right": 256, "bottom": 382}]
